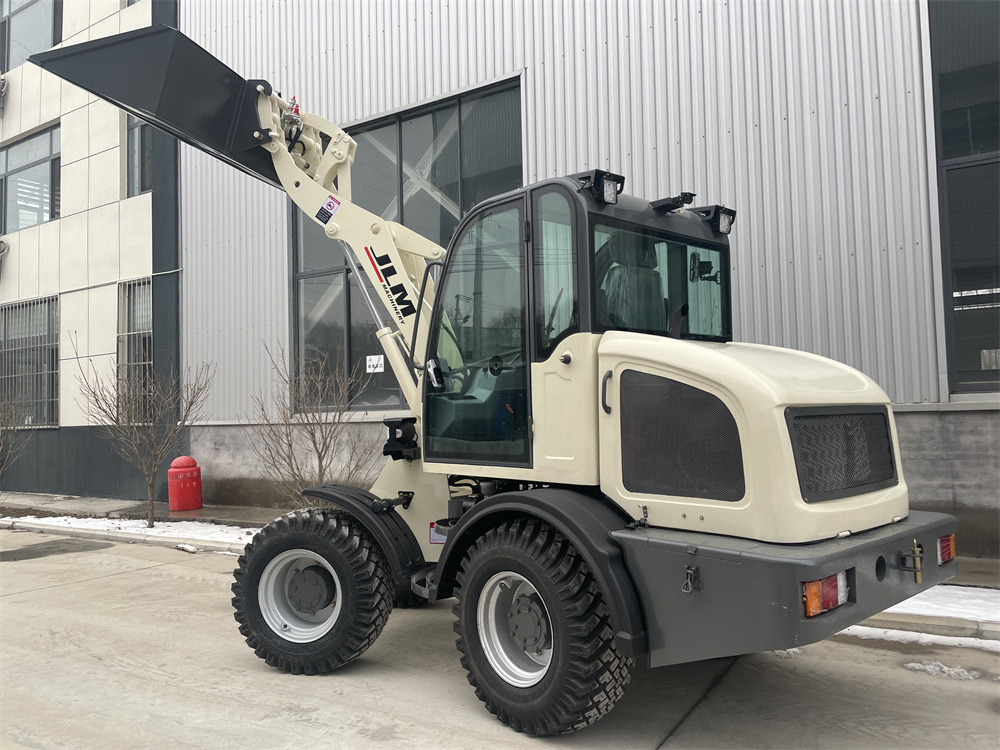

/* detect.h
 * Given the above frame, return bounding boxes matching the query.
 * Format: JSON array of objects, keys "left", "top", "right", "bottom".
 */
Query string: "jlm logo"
[{"left": 365, "top": 247, "right": 416, "bottom": 319}]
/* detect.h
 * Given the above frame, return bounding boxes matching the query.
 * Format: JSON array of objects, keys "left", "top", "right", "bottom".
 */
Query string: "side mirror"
[{"left": 426, "top": 358, "right": 445, "bottom": 390}]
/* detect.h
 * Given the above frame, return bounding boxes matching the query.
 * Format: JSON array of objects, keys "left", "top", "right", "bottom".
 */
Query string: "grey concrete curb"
[{"left": 0, "top": 519, "right": 251, "bottom": 555}]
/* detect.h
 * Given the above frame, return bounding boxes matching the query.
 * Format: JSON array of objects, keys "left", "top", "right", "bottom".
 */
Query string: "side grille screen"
[
  {"left": 787, "top": 409, "right": 897, "bottom": 502},
  {"left": 619, "top": 370, "right": 745, "bottom": 501}
]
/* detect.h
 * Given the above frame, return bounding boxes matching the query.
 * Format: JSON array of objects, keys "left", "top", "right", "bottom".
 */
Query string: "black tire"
[
  {"left": 231, "top": 509, "right": 392, "bottom": 674},
  {"left": 453, "top": 518, "right": 633, "bottom": 735}
]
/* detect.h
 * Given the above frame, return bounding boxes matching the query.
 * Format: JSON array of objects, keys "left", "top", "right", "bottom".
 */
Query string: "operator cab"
[{"left": 422, "top": 170, "right": 736, "bottom": 469}]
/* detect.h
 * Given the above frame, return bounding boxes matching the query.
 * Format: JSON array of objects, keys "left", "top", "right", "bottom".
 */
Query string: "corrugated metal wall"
[{"left": 179, "top": 0, "right": 943, "bottom": 421}]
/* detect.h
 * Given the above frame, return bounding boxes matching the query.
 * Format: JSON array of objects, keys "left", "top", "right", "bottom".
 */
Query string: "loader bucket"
[{"left": 30, "top": 25, "right": 279, "bottom": 187}]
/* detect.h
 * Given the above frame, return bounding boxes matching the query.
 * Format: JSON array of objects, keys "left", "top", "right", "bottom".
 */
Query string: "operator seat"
[{"left": 600, "top": 232, "right": 667, "bottom": 332}]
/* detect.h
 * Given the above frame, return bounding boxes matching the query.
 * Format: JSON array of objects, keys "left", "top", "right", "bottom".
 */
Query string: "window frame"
[
  {"left": 117, "top": 278, "right": 153, "bottom": 424},
  {"left": 126, "top": 115, "right": 153, "bottom": 198},
  {"left": 0, "top": 295, "right": 59, "bottom": 428},
  {"left": 0, "top": 125, "right": 60, "bottom": 235},
  {"left": 291, "top": 80, "right": 523, "bottom": 413},
  {"left": 928, "top": 0, "right": 1000, "bottom": 393},
  {"left": 0, "top": 0, "right": 62, "bottom": 72},
  {"left": 349, "top": 78, "right": 522, "bottom": 246}
]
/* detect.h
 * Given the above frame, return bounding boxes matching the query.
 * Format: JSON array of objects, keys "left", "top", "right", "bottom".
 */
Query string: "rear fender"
[{"left": 428, "top": 488, "right": 648, "bottom": 658}]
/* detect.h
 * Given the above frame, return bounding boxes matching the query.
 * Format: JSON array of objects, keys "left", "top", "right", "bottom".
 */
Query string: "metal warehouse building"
[{"left": 0, "top": 0, "right": 996, "bottom": 554}]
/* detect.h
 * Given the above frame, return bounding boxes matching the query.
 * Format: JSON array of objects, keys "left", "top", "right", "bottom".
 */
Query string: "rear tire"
[
  {"left": 231, "top": 509, "right": 392, "bottom": 674},
  {"left": 453, "top": 519, "right": 633, "bottom": 735}
]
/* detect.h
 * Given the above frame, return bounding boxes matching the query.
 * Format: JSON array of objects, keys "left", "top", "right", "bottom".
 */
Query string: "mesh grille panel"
[
  {"left": 789, "top": 411, "right": 896, "bottom": 501},
  {"left": 619, "top": 370, "right": 745, "bottom": 501}
]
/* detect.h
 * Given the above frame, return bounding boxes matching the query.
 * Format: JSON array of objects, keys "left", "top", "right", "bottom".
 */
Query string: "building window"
[
  {"left": 0, "top": 0, "right": 63, "bottom": 71},
  {"left": 0, "top": 296, "right": 58, "bottom": 427},
  {"left": 292, "top": 81, "right": 522, "bottom": 410},
  {"left": 117, "top": 278, "right": 152, "bottom": 423},
  {"left": 127, "top": 115, "right": 152, "bottom": 197},
  {"left": 929, "top": 1, "right": 1000, "bottom": 391},
  {"left": 0, "top": 126, "right": 60, "bottom": 234}
]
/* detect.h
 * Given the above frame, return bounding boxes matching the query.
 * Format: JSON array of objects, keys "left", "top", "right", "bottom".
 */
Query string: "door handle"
[{"left": 601, "top": 370, "right": 613, "bottom": 414}]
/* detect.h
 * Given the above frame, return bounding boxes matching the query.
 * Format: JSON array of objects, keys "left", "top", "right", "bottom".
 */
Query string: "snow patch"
[
  {"left": 771, "top": 648, "right": 803, "bottom": 659},
  {"left": 885, "top": 586, "right": 1000, "bottom": 624},
  {"left": 0, "top": 515, "right": 258, "bottom": 545},
  {"left": 173, "top": 543, "right": 199, "bottom": 554},
  {"left": 838, "top": 625, "right": 1000, "bottom": 654},
  {"left": 903, "top": 661, "right": 980, "bottom": 680}
]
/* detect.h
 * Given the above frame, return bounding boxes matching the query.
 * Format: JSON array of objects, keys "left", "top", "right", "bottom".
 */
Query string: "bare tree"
[
  {"left": 0, "top": 396, "right": 33, "bottom": 487},
  {"left": 244, "top": 346, "right": 383, "bottom": 504},
  {"left": 75, "top": 344, "right": 214, "bottom": 527}
]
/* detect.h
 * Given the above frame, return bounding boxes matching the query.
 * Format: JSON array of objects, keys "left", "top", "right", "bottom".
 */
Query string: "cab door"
[{"left": 422, "top": 198, "right": 531, "bottom": 467}]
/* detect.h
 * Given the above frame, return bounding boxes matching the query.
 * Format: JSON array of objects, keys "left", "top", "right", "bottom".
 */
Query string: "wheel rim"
[
  {"left": 477, "top": 571, "right": 553, "bottom": 687},
  {"left": 258, "top": 549, "right": 343, "bottom": 643}
]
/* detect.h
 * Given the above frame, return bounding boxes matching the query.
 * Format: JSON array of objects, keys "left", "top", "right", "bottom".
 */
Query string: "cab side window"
[
  {"left": 424, "top": 201, "right": 530, "bottom": 465},
  {"left": 534, "top": 190, "right": 577, "bottom": 358}
]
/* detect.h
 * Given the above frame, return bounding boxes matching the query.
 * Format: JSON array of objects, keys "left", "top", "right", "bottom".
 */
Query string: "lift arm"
[{"left": 30, "top": 25, "right": 444, "bottom": 411}]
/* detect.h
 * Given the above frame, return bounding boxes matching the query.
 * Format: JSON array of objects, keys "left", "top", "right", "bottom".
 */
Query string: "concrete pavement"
[{"left": 2, "top": 531, "right": 998, "bottom": 750}]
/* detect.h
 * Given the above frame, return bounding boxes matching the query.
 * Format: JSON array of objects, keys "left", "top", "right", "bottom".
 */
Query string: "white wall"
[{"left": 0, "top": 0, "right": 154, "bottom": 426}]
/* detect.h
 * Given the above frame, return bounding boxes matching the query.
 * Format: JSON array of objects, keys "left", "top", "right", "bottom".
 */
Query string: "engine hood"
[{"left": 698, "top": 341, "right": 889, "bottom": 406}]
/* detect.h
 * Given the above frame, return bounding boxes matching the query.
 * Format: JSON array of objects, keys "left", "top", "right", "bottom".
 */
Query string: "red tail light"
[
  {"left": 937, "top": 533, "right": 956, "bottom": 565},
  {"left": 803, "top": 571, "right": 848, "bottom": 618}
]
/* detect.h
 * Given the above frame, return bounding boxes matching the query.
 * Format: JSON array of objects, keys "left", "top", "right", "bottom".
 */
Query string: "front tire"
[
  {"left": 232, "top": 509, "right": 392, "bottom": 674},
  {"left": 453, "top": 519, "right": 633, "bottom": 735}
]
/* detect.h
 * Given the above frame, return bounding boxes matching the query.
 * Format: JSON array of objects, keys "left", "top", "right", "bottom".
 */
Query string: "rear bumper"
[{"left": 610, "top": 510, "right": 957, "bottom": 668}]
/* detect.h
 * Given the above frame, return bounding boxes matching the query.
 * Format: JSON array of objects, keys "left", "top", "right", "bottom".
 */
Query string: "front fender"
[{"left": 302, "top": 484, "right": 425, "bottom": 600}]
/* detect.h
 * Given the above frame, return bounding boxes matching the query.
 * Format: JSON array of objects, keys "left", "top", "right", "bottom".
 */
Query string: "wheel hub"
[
  {"left": 287, "top": 565, "right": 336, "bottom": 614},
  {"left": 508, "top": 593, "right": 549, "bottom": 652},
  {"left": 477, "top": 571, "right": 553, "bottom": 687}
]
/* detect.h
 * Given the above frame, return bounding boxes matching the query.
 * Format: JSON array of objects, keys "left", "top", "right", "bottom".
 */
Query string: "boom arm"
[
  {"left": 254, "top": 84, "right": 445, "bottom": 410},
  {"left": 29, "top": 25, "right": 444, "bottom": 412}
]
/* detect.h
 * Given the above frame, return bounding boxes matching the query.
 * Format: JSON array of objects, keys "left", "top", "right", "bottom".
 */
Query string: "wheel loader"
[{"left": 32, "top": 26, "right": 958, "bottom": 736}]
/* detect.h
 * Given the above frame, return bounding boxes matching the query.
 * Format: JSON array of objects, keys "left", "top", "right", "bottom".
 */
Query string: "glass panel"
[
  {"left": 5, "top": 161, "right": 50, "bottom": 232},
  {"left": 930, "top": 0, "right": 999, "bottom": 161},
  {"left": 593, "top": 222, "right": 730, "bottom": 340},
  {"left": 349, "top": 272, "right": 402, "bottom": 408},
  {"left": 460, "top": 86, "right": 522, "bottom": 212},
  {"left": 947, "top": 162, "right": 999, "bottom": 386},
  {"left": 533, "top": 190, "right": 577, "bottom": 358},
  {"left": 50, "top": 127, "right": 59, "bottom": 155},
  {"left": 297, "top": 273, "right": 346, "bottom": 410},
  {"left": 401, "top": 105, "right": 460, "bottom": 246},
  {"left": 352, "top": 123, "right": 399, "bottom": 222},
  {"left": 6, "top": 131, "right": 50, "bottom": 171},
  {"left": 8, "top": 0, "right": 53, "bottom": 70},
  {"left": 296, "top": 208, "right": 346, "bottom": 273},
  {"left": 128, "top": 123, "right": 153, "bottom": 197},
  {"left": 128, "top": 281, "right": 152, "bottom": 333},
  {"left": 424, "top": 203, "right": 529, "bottom": 464}
]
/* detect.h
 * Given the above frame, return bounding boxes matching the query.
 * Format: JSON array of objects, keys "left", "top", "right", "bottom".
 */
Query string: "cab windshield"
[{"left": 593, "top": 221, "right": 731, "bottom": 341}]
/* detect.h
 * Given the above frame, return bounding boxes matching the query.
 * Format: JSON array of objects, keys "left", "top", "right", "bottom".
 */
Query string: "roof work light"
[
  {"left": 692, "top": 205, "right": 737, "bottom": 235},
  {"left": 575, "top": 170, "right": 625, "bottom": 204}
]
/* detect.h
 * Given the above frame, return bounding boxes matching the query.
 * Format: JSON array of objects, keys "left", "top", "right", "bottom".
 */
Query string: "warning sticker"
[
  {"left": 315, "top": 195, "right": 341, "bottom": 224},
  {"left": 430, "top": 522, "right": 447, "bottom": 545}
]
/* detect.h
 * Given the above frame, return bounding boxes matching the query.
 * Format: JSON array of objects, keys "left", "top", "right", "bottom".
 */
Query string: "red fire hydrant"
[{"left": 168, "top": 456, "right": 203, "bottom": 511}]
